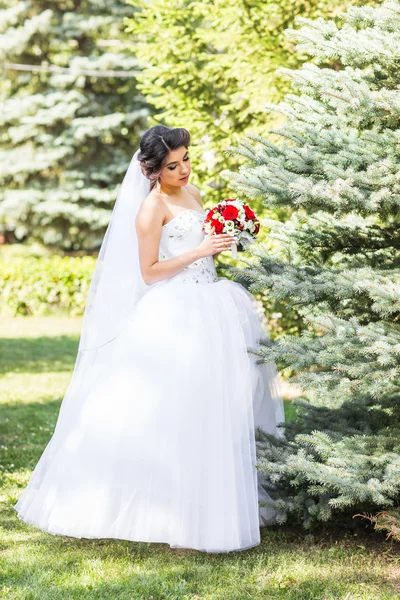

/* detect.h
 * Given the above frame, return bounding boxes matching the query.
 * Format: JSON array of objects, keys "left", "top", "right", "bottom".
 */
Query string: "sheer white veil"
[
  {"left": 78, "top": 148, "right": 151, "bottom": 352},
  {"left": 44, "top": 148, "right": 151, "bottom": 451}
]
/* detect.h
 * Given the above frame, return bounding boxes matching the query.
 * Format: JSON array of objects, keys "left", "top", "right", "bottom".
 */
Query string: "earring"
[{"left": 156, "top": 177, "right": 161, "bottom": 193}]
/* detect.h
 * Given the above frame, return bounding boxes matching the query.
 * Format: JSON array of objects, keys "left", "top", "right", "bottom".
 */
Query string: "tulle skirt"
[{"left": 14, "top": 277, "right": 284, "bottom": 553}]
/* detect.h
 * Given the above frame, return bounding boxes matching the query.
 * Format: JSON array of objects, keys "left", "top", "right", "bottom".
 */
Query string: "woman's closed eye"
[{"left": 168, "top": 156, "right": 190, "bottom": 171}]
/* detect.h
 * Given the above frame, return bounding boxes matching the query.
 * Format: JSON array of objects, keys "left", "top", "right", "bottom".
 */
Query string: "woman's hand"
[{"left": 197, "top": 226, "right": 235, "bottom": 259}]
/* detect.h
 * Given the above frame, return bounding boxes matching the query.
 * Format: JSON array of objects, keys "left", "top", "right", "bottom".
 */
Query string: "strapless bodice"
[{"left": 158, "top": 209, "right": 218, "bottom": 284}]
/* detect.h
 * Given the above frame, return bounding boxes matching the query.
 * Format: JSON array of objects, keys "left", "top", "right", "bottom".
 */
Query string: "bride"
[{"left": 14, "top": 125, "right": 285, "bottom": 553}]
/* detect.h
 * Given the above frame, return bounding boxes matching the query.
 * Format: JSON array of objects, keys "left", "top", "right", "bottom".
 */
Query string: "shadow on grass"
[
  {"left": 1, "top": 514, "right": 397, "bottom": 600},
  {"left": 0, "top": 398, "right": 62, "bottom": 473},
  {"left": 0, "top": 335, "right": 79, "bottom": 375}
]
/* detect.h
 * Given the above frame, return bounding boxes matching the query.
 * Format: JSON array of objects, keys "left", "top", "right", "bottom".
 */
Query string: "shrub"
[{"left": 0, "top": 255, "right": 95, "bottom": 316}]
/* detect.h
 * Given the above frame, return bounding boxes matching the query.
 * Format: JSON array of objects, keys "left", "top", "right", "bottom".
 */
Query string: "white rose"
[{"left": 224, "top": 220, "right": 235, "bottom": 232}]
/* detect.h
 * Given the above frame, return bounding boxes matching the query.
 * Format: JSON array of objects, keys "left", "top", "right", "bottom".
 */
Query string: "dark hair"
[{"left": 137, "top": 125, "right": 191, "bottom": 191}]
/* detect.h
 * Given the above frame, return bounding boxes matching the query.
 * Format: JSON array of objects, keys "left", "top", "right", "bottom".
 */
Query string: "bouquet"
[{"left": 203, "top": 198, "right": 260, "bottom": 258}]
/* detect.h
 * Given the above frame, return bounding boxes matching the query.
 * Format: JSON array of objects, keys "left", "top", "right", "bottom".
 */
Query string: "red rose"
[
  {"left": 211, "top": 219, "right": 224, "bottom": 233},
  {"left": 221, "top": 205, "right": 239, "bottom": 220},
  {"left": 244, "top": 204, "right": 256, "bottom": 219}
]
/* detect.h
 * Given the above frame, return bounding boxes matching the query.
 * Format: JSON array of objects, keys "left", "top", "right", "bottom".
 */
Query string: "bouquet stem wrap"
[{"left": 231, "top": 241, "right": 238, "bottom": 259}]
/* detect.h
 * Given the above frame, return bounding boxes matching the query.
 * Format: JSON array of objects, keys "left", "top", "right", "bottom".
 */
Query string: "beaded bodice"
[{"left": 158, "top": 209, "right": 218, "bottom": 284}]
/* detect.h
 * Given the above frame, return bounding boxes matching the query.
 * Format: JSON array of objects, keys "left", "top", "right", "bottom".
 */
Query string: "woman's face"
[{"left": 160, "top": 146, "right": 191, "bottom": 188}]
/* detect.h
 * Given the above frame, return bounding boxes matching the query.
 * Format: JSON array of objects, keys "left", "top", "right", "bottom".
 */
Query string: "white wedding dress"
[{"left": 14, "top": 207, "right": 284, "bottom": 553}]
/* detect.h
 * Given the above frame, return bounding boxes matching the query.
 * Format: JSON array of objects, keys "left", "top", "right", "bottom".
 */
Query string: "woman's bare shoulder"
[
  {"left": 141, "top": 189, "right": 158, "bottom": 207},
  {"left": 186, "top": 183, "right": 203, "bottom": 207},
  {"left": 136, "top": 190, "right": 165, "bottom": 229}
]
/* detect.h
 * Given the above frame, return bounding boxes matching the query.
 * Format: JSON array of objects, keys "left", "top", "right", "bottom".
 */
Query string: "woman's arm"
[
  {"left": 186, "top": 184, "right": 221, "bottom": 258},
  {"left": 136, "top": 199, "right": 201, "bottom": 286}
]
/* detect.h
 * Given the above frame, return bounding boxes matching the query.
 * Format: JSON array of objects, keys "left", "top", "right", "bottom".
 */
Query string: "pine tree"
[
  {"left": 0, "top": 0, "right": 149, "bottom": 251},
  {"left": 221, "top": 0, "right": 400, "bottom": 529}
]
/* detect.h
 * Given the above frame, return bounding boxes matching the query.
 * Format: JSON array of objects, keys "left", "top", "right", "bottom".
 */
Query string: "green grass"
[{"left": 1, "top": 316, "right": 399, "bottom": 600}]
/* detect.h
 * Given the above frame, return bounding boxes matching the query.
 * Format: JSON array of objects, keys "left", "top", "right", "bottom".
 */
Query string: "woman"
[{"left": 14, "top": 125, "right": 284, "bottom": 553}]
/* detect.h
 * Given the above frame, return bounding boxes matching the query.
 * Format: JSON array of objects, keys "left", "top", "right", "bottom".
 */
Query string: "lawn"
[{"left": 0, "top": 316, "right": 399, "bottom": 600}]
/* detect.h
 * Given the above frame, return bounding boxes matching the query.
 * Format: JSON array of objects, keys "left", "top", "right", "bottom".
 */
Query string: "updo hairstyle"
[{"left": 137, "top": 125, "right": 191, "bottom": 191}]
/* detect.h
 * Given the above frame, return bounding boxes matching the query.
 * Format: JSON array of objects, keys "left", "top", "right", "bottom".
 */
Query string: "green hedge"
[{"left": 0, "top": 255, "right": 95, "bottom": 316}]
